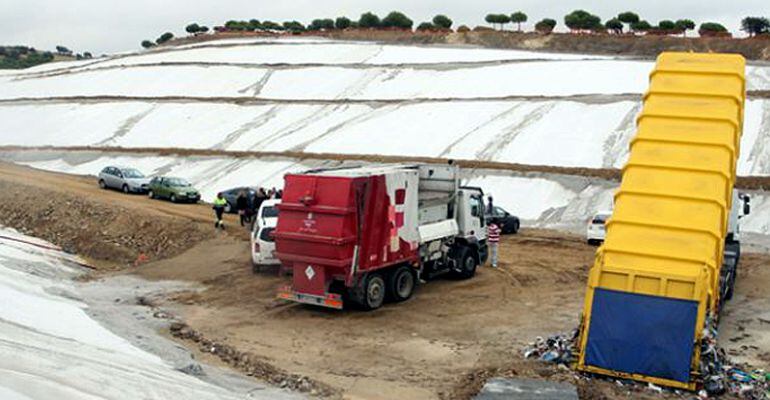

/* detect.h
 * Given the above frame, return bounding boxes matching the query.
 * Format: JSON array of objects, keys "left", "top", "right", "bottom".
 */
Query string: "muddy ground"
[{"left": 2, "top": 161, "right": 769, "bottom": 399}]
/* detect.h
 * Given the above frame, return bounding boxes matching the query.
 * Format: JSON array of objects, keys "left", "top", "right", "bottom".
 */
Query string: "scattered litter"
[
  {"left": 523, "top": 320, "right": 770, "bottom": 399},
  {"left": 699, "top": 318, "right": 770, "bottom": 400},
  {"left": 522, "top": 329, "right": 578, "bottom": 365}
]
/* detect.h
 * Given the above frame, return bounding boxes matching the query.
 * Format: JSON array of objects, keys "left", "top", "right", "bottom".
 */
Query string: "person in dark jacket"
[
  {"left": 236, "top": 190, "right": 249, "bottom": 227},
  {"left": 254, "top": 188, "right": 267, "bottom": 216}
]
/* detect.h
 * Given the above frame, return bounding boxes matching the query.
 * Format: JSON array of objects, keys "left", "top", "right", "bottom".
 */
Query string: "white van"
[
  {"left": 586, "top": 211, "right": 612, "bottom": 245},
  {"left": 251, "top": 200, "right": 280, "bottom": 271}
]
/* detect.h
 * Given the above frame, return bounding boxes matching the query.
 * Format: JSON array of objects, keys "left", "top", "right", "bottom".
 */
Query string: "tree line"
[
  {"left": 0, "top": 45, "right": 93, "bottom": 69},
  {"left": 140, "top": 10, "right": 770, "bottom": 48}
]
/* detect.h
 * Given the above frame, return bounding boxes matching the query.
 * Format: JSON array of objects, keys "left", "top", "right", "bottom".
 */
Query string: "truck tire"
[
  {"left": 451, "top": 246, "right": 477, "bottom": 280},
  {"left": 388, "top": 266, "right": 415, "bottom": 302},
  {"left": 361, "top": 274, "right": 386, "bottom": 310}
]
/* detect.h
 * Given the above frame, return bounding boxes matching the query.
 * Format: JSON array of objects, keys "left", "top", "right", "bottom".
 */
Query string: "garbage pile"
[
  {"left": 522, "top": 328, "right": 579, "bottom": 365},
  {"left": 699, "top": 321, "right": 770, "bottom": 400},
  {"left": 523, "top": 322, "right": 770, "bottom": 399}
]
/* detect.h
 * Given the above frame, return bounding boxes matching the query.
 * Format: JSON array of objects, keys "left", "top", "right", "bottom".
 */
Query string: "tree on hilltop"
[
  {"left": 156, "top": 32, "right": 174, "bottom": 44},
  {"left": 675, "top": 19, "right": 695, "bottom": 37},
  {"left": 630, "top": 20, "right": 652, "bottom": 33},
  {"left": 485, "top": 14, "right": 511, "bottom": 30},
  {"left": 564, "top": 10, "right": 602, "bottom": 32},
  {"left": 432, "top": 15, "right": 453, "bottom": 29},
  {"left": 510, "top": 11, "right": 527, "bottom": 31},
  {"left": 359, "top": 12, "right": 381, "bottom": 28},
  {"left": 617, "top": 12, "right": 640, "bottom": 33},
  {"left": 381, "top": 11, "right": 413, "bottom": 29},
  {"left": 741, "top": 17, "right": 770, "bottom": 37},
  {"left": 335, "top": 17, "right": 352, "bottom": 30},
  {"left": 605, "top": 18, "right": 624, "bottom": 34},
  {"left": 535, "top": 18, "right": 557, "bottom": 34}
]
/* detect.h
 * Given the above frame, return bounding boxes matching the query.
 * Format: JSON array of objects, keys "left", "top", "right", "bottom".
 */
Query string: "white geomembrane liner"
[{"left": 0, "top": 227, "right": 297, "bottom": 399}]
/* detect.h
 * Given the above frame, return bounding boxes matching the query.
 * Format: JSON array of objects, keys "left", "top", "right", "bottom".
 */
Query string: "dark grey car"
[{"left": 98, "top": 166, "right": 151, "bottom": 194}]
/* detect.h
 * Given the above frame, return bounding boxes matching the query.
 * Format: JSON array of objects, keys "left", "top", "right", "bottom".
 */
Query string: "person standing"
[
  {"left": 488, "top": 221, "right": 501, "bottom": 268},
  {"left": 213, "top": 192, "right": 227, "bottom": 230},
  {"left": 487, "top": 195, "right": 495, "bottom": 215},
  {"left": 236, "top": 190, "right": 249, "bottom": 227}
]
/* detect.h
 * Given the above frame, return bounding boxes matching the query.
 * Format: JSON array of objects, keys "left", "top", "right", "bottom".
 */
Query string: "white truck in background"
[{"left": 721, "top": 190, "right": 751, "bottom": 302}]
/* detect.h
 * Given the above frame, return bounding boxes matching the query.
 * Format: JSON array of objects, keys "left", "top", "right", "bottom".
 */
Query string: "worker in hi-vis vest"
[{"left": 213, "top": 192, "right": 227, "bottom": 229}]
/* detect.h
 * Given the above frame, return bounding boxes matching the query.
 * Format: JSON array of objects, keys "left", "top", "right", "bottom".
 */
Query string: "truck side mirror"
[{"left": 744, "top": 201, "right": 751, "bottom": 216}]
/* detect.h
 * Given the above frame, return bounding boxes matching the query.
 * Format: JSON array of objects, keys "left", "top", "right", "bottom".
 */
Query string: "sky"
[{"left": 1, "top": 0, "right": 767, "bottom": 54}]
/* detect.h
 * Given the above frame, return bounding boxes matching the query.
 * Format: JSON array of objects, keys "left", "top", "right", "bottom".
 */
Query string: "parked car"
[
  {"left": 98, "top": 166, "right": 150, "bottom": 194},
  {"left": 220, "top": 186, "right": 260, "bottom": 213},
  {"left": 486, "top": 206, "right": 520, "bottom": 234},
  {"left": 147, "top": 177, "right": 201, "bottom": 203},
  {"left": 586, "top": 211, "right": 612, "bottom": 245},
  {"left": 251, "top": 200, "right": 280, "bottom": 272},
  {"left": 254, "top": 199, "right": 280, "bottom": 230}
]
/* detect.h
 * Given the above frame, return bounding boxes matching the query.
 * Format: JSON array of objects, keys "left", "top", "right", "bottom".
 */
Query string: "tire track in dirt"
[
  {"left": 601, "top": 102, "right": 642, "bottom": 168},
  {"left": 437, "top": 103, "right": 524, "bottom": 158},
  {"left": 744, "top": 100, "right": 770, "bottom": 175},
  {"left": 93, "top": 105, "right": 157, "bottom": 146},
  {"left": 475, "top": 102, "right": 555, "bottom": 161}
]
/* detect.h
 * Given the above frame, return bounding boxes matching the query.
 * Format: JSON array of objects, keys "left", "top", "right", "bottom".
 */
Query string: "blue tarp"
[{"left": 584, "top": 288, "right": 699, "bottom": 383}]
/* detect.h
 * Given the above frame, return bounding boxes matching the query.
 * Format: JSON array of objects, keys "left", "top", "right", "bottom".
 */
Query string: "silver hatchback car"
[{"left": 98, "top": 166, "right": 151, "bottom": 194}]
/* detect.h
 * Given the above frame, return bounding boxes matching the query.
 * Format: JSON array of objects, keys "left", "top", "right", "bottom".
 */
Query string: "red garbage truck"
[{"left": 275, "top": 163, "right": 488, "bottom": 310}]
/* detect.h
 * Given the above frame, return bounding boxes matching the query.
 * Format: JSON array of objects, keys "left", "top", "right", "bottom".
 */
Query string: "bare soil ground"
[
  {"left": 1, "top": 161, "right": 768, "bottom": 399},
  {"left": 0, "top": 161, "right": 239, "bottom": 269},
  {"left": 171, "top": 30, "right": 770, "bottom": 61}
]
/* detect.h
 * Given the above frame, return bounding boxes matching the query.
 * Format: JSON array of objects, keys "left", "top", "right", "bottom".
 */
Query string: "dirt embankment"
[
  {"left": 163, "top": 29, "right": 770, "bottom": 61},
  {"left": 326, "top": 30, "right": 770, "bottom": 61},
  {"left": 0, "top": 162, "right": 231, "bottom": 269}
]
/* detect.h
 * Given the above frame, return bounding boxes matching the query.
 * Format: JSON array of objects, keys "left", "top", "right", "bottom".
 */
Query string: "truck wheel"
[
  {"left": 361, "top": 274, "right": 386, "bottom": 310},
  {"left": 725, "top": 271, "right": 736, "bottom": 301},
  {"left": 512, "top": 220, "right": 520, "bottom": 234},
  {"left": 452, "top": 247, "right": 477, "bottom": 279},
  {"left": 388, "top": 266, "right": 415, "bottom": 302},
  {"left": 170, "top": 194, "right": 177, "bottom": 203},
  {"left": 148, "top": 190, "right": 155, "bottom": 199}
]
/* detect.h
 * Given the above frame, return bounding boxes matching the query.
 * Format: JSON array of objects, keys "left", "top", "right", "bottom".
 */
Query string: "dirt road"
[
  {"left": 0, "top": 161, "right": 241, "bottom": 269},
  {"left": 1, "top": 161, "right": 768, "bottom": 399}
]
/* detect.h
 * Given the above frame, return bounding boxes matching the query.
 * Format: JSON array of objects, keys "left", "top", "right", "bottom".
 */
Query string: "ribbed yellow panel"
[{"left": 577, "top": 52, "right": 746, "bottom": 389}]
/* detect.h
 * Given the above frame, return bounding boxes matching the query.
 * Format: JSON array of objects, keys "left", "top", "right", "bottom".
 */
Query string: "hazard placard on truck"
[{"left": 275, "top": 163, "right": 489, "bottom": 310}]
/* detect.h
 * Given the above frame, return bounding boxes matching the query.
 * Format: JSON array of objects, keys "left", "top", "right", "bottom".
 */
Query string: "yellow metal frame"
[{"left": 576, "top": 52, "right": 746, "bottom": 389}]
